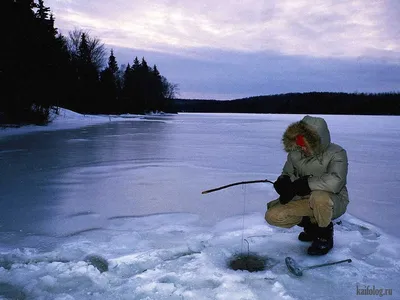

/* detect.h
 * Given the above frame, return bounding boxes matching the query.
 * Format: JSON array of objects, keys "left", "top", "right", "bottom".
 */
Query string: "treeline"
[
  {"left": 1, "top": 0, "right": 178, "bottom": 125},
  {"left": 173, "top": 92, "right": 400, "bottom": 115}
]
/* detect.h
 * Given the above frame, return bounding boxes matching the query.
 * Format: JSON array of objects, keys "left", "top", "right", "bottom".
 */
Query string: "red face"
[
  {"left": 296, "top": 135, "right": 306, "bottom": 147},
  {"left": 296, "top": 135, "right": 311, "bottom": 156}
]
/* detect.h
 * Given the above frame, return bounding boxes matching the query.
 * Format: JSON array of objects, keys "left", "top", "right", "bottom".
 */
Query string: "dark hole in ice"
[
  {"left": 84, "top": 255, "right": 109, "bottom": 273},
  {"left": 228, "top": 253, "right": 269, "bottom": 272}
]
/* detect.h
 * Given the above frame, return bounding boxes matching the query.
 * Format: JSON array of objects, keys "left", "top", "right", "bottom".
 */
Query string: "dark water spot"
[
  {"left": 1, "top": 256, "right": 70, "bottom": 270},
  {"left": 85, "top": 255, "right": 109, "bottom": 273},
  {"left": 228, "top": 253, "right": 276, "bottom": 272},
  {"left": 0, "top": 259, "right": 13, "bottom": 270},
  {"left": 67, "top": 211, "right": 97, "bottom": 218},
  {"left": 63, "top": 227, "right": 104, "bottom": 237},
  {"left": 108, "top": 212, "right": 187, "bottom": 220},
  {"left": 0, "top": 282, "right": 26, "bottom": 300}
]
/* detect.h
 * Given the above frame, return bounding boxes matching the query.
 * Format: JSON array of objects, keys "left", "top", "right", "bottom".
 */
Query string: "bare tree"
[
  {"left": 161, "top": 76, "right": 179, "bottom": 99},
  {"left": 67, "top": 29, "right": 106, "bottom": 71}
]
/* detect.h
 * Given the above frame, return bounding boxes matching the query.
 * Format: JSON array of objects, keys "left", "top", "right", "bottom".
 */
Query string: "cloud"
[
  {"left": 47, "top": 0, "right": 400, "bottom": 61},
  {"left": 112, "top": 46, "right": 400, "bottom": 99},
  {"left": 46, "top": 0, "right": 400, "bottom": 99}
]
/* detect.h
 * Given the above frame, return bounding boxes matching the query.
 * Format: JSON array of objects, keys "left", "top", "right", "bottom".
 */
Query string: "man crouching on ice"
[{"left": 265, "top": 115, "right": 349, "bottom": 255}]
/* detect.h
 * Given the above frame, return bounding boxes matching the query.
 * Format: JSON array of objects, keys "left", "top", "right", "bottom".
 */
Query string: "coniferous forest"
[
  {"left": 173, "top": 92, "right": 400, "bottom": 115},
  {"left": 1, "top": 0, "right": 178, "bottom": 125}
]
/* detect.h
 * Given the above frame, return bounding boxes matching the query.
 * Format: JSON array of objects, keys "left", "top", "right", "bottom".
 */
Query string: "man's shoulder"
[{"left": 327, "top": 143, "right": 347, "bottom": 154}]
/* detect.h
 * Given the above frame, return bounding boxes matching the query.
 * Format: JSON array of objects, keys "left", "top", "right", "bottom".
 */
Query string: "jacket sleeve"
[
  {"left": 308, "top": 149, "right": 348, "bottom": 193},
  {"left": 281, "top": 153, "right": 296, "bottom": 180}
]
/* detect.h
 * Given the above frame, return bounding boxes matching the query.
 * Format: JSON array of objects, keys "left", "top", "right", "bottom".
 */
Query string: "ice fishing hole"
[{"left": 228, "top": 253, "right": 272, "bottom": 272}]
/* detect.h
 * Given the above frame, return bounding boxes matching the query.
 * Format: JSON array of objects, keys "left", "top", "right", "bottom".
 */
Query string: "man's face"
[
  {"left": 302, "top": 146, "right": 312, "bottom": 156},
  {"left": 296, "top": 135, "right": 312, "bottom": 156}
]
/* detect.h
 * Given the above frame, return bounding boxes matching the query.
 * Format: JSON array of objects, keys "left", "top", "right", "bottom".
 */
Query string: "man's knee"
[
  {"left": 265, "top": 208, "right": 277, "bottom": 226},
  {"left": 265, "top": 207, "right": 296, "bottom": 228},
  {"left": 309, "top": 191, "right": 334, "bottom": 227},
  {"left": 309, "top": 191, "right": 333, "bottom": 209}
]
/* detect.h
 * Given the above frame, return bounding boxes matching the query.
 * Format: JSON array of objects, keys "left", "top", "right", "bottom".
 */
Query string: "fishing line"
[
  {"left": 201, "top": 179, "right": 274, "bottom": 256},
  {"left": 228, "top": 183, "right": 269, "bottom": 272},
  {"left": 240, "top": 184, "right": 247, "bottom": 254}
]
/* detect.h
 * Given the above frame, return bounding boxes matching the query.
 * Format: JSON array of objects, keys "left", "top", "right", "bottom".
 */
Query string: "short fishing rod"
[{"left": 201, "top": 179, "right": 274, "bottom": 194}]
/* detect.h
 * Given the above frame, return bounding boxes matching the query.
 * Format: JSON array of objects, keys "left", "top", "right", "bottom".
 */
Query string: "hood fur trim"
[{"left": 282, "top": 121, "right": 321, "bottom": 153}]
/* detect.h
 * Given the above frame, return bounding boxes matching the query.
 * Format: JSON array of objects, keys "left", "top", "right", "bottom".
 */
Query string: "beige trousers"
[{"left": 265, "top": 191, "right": 335, "bottom": 228}]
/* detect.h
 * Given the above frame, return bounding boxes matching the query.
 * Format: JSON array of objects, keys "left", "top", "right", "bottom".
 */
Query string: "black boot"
[
  {"left": 307, "top": 222, "right": 334, "bottom": 255},
  {"left": 297, "top": 217, "right": 318, "bottom": 242}
]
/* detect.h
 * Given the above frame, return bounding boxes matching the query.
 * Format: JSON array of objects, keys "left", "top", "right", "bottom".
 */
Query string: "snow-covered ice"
[{"left": 0, "top": 110, "right": 399, "bottom": 299}]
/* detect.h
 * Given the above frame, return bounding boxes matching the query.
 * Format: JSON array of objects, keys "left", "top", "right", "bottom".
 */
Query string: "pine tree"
[
  {"left": 150, "top": 65, "right": 164, "bottom": 112},
  {"left": 75, "top": 33, "right": 100, "bottom": 113},
  {"left": 128, "top": 57, "right": 145, "bottom": 112},
  {"left": 2, "top": 0, "right": 67, "bottom": 124},
  {"left": 35, "top": 0, "right": 50, "bottom": 20},
  {"left": 140, "top": 57, "right": 149, "bottom": 72},
  {"left": 78, "top": 33, "right": 91, "bottom": 64},
  {"left": 121, "top": 64, "right": 134, "bottom": 112},
  {"left": 138, "top": 58, "right": 150, "bottom": 111},
  {"left": 108, "top": 50, "right": 119, "bottom": 75},
  {"left": 99, "top": 50, "right": 120, "bottom": 113},
  {"left": 107, "top": 49, "right": 122, "bottom": 100},
  {"left": 132, "top": 57, "right": 140, "bottom": 71}
]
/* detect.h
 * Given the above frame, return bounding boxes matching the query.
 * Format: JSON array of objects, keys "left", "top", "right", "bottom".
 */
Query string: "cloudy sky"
[{"left": 46, "top": 0, "right": 400, "bottom": 99}]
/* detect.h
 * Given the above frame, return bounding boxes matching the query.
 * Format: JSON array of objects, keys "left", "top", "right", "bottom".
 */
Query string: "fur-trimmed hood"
[{"left": 282, "top": 115, "right": 331, "bottom": 154}]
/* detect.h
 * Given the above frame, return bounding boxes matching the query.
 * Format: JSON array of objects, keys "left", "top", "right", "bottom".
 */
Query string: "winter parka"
[{"left": 279, "top": 115, "right": 349, "bottom": 219}]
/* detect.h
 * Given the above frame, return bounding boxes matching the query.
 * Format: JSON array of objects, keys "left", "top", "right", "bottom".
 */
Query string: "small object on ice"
[{"left": 285, "top": 256, "right": 352, "bottom": 277}]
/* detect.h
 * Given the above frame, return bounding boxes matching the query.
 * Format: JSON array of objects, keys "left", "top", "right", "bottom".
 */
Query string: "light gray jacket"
[{"left": 280, "top": 115, "right": 349, "bottom": 218}]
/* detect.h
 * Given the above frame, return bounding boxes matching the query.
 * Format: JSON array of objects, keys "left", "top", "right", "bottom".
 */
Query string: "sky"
[
  {"left": 1, "top": 110, "right": 400, "bottom": 299},
  {"left": 45, "top": 0, "right": 400, "bottom": 99}
]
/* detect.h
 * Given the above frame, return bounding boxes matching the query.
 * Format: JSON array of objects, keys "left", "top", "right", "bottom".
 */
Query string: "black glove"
[
  {"left": 293, "top": 176, "right": 311, "bottom": 196},
  {"left": 273, "top": 175, "right": 291, "bottom": 195},
  {"left": 279, "top": 188, "right": 295, "bottom": 204},
  {"left": 274, "top": 175, "right": 295, "bottom": 205}
]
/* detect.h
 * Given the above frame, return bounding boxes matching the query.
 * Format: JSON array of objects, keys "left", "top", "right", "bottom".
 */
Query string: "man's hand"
[
  {"left": 293, "top": 176, "right": 311, "bottom": 196},
  {"left": 279, "top": 190, "right": 295, "bottom": 204},
  {"left": 274, "top": 175, "right": 295, "bottom": 204},
  {"left": 273, "top": 175, "right": 291, "bottom": 195}
]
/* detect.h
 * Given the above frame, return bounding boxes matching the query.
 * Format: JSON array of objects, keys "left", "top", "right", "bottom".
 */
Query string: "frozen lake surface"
[{"left": 0, "top": 112, "right": 399, "bottom": 299}]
